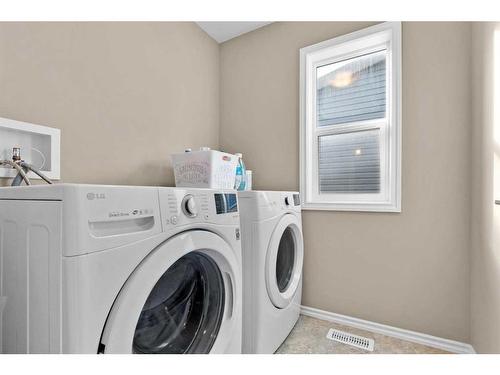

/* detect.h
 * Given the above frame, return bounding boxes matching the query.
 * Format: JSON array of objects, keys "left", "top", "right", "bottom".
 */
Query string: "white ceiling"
[{"left": 196, "top": 22, "right": 272, "bottom": 43}]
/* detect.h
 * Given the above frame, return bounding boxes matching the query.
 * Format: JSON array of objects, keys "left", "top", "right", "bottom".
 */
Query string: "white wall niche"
[{"left": 0, "top": 117, "right": 60, "bottom": 180}]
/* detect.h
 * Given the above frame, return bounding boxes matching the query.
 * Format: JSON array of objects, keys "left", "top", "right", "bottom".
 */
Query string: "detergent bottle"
[{"left": 234, "top": 153, "right": 246, "bottom": 191}]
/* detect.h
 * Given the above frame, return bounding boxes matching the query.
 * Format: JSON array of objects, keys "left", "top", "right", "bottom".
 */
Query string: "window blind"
[
  {"left": 316, "top": 50, "right": 386, "bottom": 127},
  {"left": 318, "top": 129, "right": 381, "bottom": 193}
]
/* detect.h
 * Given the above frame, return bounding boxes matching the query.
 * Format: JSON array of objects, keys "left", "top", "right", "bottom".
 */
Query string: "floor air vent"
[{"left": 326, "top": 328, "right": 375, "bottom": 351}]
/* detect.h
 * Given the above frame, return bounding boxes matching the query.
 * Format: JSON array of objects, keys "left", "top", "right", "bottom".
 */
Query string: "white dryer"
[
  {"left": 238, "top": 190, "right": 304, "bottom": 354},
  {"left": 0, "top": 184, "right": 242, "bottom": 354}
]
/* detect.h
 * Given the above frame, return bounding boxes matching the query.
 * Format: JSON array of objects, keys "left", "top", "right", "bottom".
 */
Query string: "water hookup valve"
[{"left": 0, "top": 147, "right": 53, "bottom": 186}]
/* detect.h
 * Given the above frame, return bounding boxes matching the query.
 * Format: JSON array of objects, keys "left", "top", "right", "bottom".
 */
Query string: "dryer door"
[
  {"left": 265, "top": 214, "right": 304, "bottom": 309},
  {"left": 99, "top": 230, "right": 240, "bottom": 354}
]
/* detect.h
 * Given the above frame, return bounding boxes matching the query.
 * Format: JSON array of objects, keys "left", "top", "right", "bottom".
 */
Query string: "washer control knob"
[
  {"left": 182, "top": 195, "right": 198, "bottom": 218},
  {"left": 284, "top": 196, "right": 290, "bottom": 206}
]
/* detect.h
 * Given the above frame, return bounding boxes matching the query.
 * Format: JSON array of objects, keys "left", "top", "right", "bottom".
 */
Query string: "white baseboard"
[{"left": 300, "top": 305, "right": 475, "bottom": 354}]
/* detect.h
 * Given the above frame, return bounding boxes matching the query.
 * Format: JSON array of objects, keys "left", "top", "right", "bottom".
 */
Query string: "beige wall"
[
  {"left": 220, "top": 22, "right": 472, "bottom": 342},
  {"left": 471, "top": 22, "right": 500, "bottom": 353},
  {"left": 0, "top": 22, "right": 219, "bottom": 186}
]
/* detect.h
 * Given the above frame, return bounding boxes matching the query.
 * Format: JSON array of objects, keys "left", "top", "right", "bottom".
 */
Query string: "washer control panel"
[
  {"left": 181, "top": 194, "right": 198, "bottom": 218},
  {"left": 159, "top": 188, "right": 239, "bottom": 228},
  {"left": 214, "top": 193, "right": 238, "bottom": 214}
]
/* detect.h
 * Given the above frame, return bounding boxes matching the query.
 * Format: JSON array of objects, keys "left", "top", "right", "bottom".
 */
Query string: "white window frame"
[{"left": 300, "top": 22, "right": 401, "bottom": 212}]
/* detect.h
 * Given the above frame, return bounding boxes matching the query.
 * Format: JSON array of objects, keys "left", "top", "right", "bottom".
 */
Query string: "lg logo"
[{"left": 87, "top": 192, "right": 106, "bottom": 200}]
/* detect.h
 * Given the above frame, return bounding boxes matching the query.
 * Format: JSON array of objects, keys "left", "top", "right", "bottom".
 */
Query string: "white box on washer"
[{"left": 171, "top": 149, "right": 238, "bottom": 189}]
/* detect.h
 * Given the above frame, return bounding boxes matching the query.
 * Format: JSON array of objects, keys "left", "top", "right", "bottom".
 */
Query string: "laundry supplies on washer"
[
  {"left": 245, "top": 170, "right": 252, "bottom": 190},
  {"left": 171, "top": 147, "right": 238, "bottom": 189},
  {"left": 233, "top": 153, "right": 246, "bottom": 191}
]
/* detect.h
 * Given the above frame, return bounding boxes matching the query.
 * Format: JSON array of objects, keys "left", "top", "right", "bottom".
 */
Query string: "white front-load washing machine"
[
  {"left": 0, "top": 184, "right": 242, "bottom": 354},
  {"left": 238, "top": 190, "right": 304, "bottom": 354}
]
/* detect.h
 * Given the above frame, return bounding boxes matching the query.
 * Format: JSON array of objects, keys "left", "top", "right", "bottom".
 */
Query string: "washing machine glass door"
[
  {"left": 265, "top": 214, "right": 304, "bottom": 309},
  {"left": 100, "top": 230, "right": 239, "bottom": 354},
  {"left": 133, "top": 251, "right": 224, "bottom": 354}
]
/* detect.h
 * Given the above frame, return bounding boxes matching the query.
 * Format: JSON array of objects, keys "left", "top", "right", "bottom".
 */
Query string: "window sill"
[{"left": 302, "top": 201, "right": 401, "bottom": 213}]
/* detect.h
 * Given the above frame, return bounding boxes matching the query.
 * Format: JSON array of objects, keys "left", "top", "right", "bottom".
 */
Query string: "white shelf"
[{"left": 0, "top": 117, "right": 60, "bottom": 180}]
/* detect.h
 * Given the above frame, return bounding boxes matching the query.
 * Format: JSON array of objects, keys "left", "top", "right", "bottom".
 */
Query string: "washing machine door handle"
[{"left": 265, "top": 214, "right": 304, "bottom": 309}]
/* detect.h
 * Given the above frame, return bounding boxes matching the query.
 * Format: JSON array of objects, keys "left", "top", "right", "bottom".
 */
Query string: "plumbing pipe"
[
  {"left": 0, "top": 160, "right": 31, "bottom": 185},
  {"left": 19, "top": 162, "right": 53, "bottom": 185}
]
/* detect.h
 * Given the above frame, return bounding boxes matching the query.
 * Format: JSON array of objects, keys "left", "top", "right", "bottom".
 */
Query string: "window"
[{"left": 300, "top": 22, "right": 401, "bottom": 212}]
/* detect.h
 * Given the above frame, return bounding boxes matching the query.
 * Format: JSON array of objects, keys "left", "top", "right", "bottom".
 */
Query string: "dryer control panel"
[
  {"left": 238, "top": 190, "right": 301, "bottom": 221},
  {"left": 280, "top": 192, "right": 301, "bottom": 213}
]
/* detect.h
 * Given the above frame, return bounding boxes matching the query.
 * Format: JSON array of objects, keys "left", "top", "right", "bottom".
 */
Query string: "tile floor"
[{"left": 276, "top": 315, "right": 450, "bottom": 354}]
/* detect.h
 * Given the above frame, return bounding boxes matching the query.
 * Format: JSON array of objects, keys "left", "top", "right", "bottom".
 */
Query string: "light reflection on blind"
[
  {"left": 316, "top": 50, "right": 386, "bottom": 127},
  {"left": 318, "top": 130, "right": 381, "bottom": 194}
]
